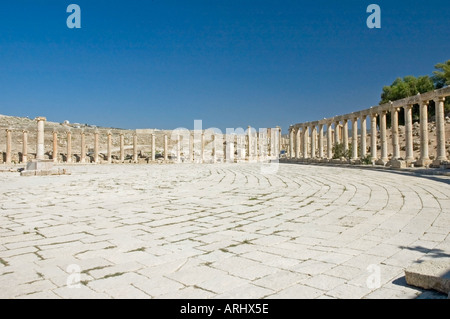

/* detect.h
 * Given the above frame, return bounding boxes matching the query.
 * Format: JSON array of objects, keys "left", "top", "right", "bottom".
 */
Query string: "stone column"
[
  {"left": 151, "top": 134, "right": 156, "bottom": 162},
  {"left": 35, "top": 117, "right": 46, "bottom": 160},
  {"left": 277, "top": 126, "right": 282, "bottom": 156},
  {"left": 247, "top": 126, "right": 252, "bottom": 161},
  {"left": 226, "top": 135, "right": 235, "bottom": 163},
  {"left": 119, "top": 134, "right": 125, "bottom": 163},
  {"left": 310, "top": 125, "right": 316, "bottom": 159},
  {"left": 133, "top": 134, "right": 138, "bottom": 163},
  {"left": 176, "top": 134, "right": 181, "bottom": 163},
  {"left": 80, "top": 131, "right": 86, "bottom": 163},
  {"left": 164, "top": 134, "right": 168, "bottom": 161},
  {"left": 327, "top": 123, "right": 333, "bottom": 159},
  {"left": 318, "top": 124, "right": 324, "bottom": 159},
  {"left": 391, "top": 107, "right": 400, "bottom": 160},
  {"left": 351, "top": 118, "right": 358, "bottom": 160},
  {"left": 267, "top": 128, "right": 272, "bottom": 157},
  {"left": 302, "top": 126, "right": 309, "bottom": 159},
  {"left": 434, "top": 97, "right": 447, "bottom": 162},
  {"left": 22, "top": 130, "right": 28, "bottom": 163},
  {"left": 334, "top": 121, "right": 341, "bottom": 145},
  {"left": 360, "top": 115, "right": 367, "bottom": 159},
  {"left": 94, "top": 130, "right": 99, "bottom": 164},
  {"left": 295, "top": 128, "right": 301, "bottom": 159},
  {"left": 67, "top": 131, "right": 72, "bottom": 163},
  {"left": 52, "top": 131, "right": 58, "bottom": 163},
  {"left": 212, "top": 134, "right": 217, "bottom": 163},
  {"left": 107, "top": 131, "right": 112, "bottom": 164},
  {"left": 5, "top": 129, "right": 12, "bottom": 164},
  {"left": 342, "top": 119, "right": 349, "bottom": 152},
  {"left": 417, "top": 100, "right": 431, "bottom": 166},
  {"left": 378, "top": 110, "right": 388, "bottom": 164},
  {"left": 370, "top": 113, "right": 378, "bottom": 162},
  {"left": 404, "top": 104, "right": 414, "bottom": 162},
  {"left": 201, "top": 132, "right": 205, "bottom": 163},
  {"left": 289, "top": 128, "right": 294, "bottom": 159},
  {"left": 189, "top": 133, "right": 194, "bottom": 162}
]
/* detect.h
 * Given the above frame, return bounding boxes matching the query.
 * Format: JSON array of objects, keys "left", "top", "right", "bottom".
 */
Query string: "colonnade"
[
  {"left": 288, "top": 88, "right": 450, "bottom": 167},
  {"left": 2, "top": 118, "right": 282, "bottom": 164}
]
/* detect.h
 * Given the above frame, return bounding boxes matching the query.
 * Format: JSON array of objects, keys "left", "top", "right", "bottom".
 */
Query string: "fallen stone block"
[{"left": 405, "top": 260, "right": 450, "bottom": 294}]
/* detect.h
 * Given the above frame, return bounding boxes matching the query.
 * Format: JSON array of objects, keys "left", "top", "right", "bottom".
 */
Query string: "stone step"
[{"left": 405, "top": 260, "right": 450, "bottom": 295}]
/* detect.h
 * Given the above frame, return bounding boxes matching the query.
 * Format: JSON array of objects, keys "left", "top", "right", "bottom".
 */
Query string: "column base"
[
  {"left": 414, "top": 158, "right": 432, "bottom": 167},
  {"left": 375, "top": 159, "right": 389, "bottom": 166},
  {"left": 430, "top": 159, "right": 450, "bottom": 168},
  {"left": 388, "top": 159, "right": 407, "bottom": 169}
]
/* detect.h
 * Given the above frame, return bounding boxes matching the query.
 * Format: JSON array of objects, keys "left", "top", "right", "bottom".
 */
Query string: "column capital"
[
  {"left": 435, "top": 96, "right": 446, "bottom": 103},
  {"left": 22, "top": 129, "right": 28, "bottom": 133},
  {"left": 6, "top": 128, "right": 12, "bottom": 132},
  {"left": 370, "top": 112, "right": 378, "bottom": 118},
  {"left": 391, "top": 106, "right": 401, "bottom": 113},
  {"left": 35, "top": 117, "right": 47, "bottom": 122},
  {"left": 421, "top": 99, "right": 430, "bottom": 106},
  {"left": 404, "top": 104, "right": 414, "bottom": 110}
]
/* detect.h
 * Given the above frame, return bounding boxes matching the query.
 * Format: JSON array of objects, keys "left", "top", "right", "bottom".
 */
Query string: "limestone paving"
[{"left": 0, "top": 163, "right": 449, "bottom": 299}]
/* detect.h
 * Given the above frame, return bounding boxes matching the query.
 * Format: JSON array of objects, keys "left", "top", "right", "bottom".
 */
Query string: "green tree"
[
  {"left": 433, "top": 60, "right": 450, "bottom": 89},
  {"left": 380, "top": 76, "right": 434, "bottom": 104}
]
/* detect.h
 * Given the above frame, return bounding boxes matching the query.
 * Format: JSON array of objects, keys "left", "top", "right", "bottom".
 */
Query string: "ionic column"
[
  {"left": 94, "top": 130, "right": 99, "bottom": 163},
  {"left": 151, "top": 134, "right": 156, "bottom": 162},
  {"left": 22, "top": 130, "right": 28, "bottom": 163},
  {"left": 247, "top": 126, "right": 252, "bottom": 161},
  {"left": 107, "top": 131, "right": 112, "bottom": 164},
  {"left": 404, "top": 104, "right": 414, "bottom": 162},
  {"left": 277, "top": 126, "right": 282, "bottom": 156},
  {"left": 66, "top": 131, "right": 72, "bottom": 163},
  {"left": 52, "top": 131, "right": 58, "bottom": 163},
  {"left": 351, "top": 118, "right": 358, "bottom": 160},
  {"left": 35, "top": 117, "right": 46, "bottom": 160},
  {"left": 435, "top": 96, "right": 447, "bottom": 162},
  {"left": 289, "top": 127, "right": 294, "bottom": 159},
  {"left": 5, "top": 129, "right": 12, "bottom": 164},
  {"left": 226, "top": 135, "right": 235, "bottom": 163},
  {"left": 80, "top": 131, "right": 86, "bottom": 163},
  {"left": 295, "top": 128, "right": 301, "bottom": 159},
  {"left": 391, "top": 107, "right": 400, "bottom": 160},
  {"left": 164, "top": 134, "right": 168, "bottom": 161},
  {"left": 119, "top": 134, "right": 125, "bottom": 163},
  {"left": 360, "top": 115, "right": 367, "bottom": 158},
  {"left": 133, "top": 134, "right": 138, "bottom": 163},
  {"left": 418, "top": 100, "right": 431, "bottom": 166},
  {"left": 334, "top": 121, "right": 341, "bottom": 145},
  {"left": 302, "top": 126, "right": 309, "bottom": 159},
  {"left": 310, "top": 125, "right": 316, "bottom": 159},
  {"left": 380, "top": 110, "right": 388, "bottom": 163},
  {"left": 318, "top": 124, "right": 324, "bottom": 159},
  {"left": 326, "top": 123, "right": 333, "bottom": 159},
  {"left": 370, "top": 113, "right": 378, "bottom": 161},
  {"left": 342, "top": 119, "right": 349, "bottom": 152}
]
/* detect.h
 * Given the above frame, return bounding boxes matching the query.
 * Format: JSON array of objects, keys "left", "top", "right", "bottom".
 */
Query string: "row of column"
[
  {"left": 3, "top": 119, "right": 283, "bottom": 164},
  {"left": 289, "top": 96, "right": 447, "bottom": 166}
]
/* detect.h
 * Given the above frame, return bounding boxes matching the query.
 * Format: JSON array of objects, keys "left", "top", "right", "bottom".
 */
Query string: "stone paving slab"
[{"left": 0, "top": 163, "right": 449, "bottom": 299}]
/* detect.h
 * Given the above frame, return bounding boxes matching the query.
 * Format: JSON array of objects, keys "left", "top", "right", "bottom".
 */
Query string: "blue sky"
[{"left": 0, "top": 1, "right": 449, "bottom": 132}]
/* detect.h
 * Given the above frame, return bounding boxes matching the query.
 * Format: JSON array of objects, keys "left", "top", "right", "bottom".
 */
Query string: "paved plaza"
[{"left": 0, "top": 163, "right": 449, "bottom": 299}]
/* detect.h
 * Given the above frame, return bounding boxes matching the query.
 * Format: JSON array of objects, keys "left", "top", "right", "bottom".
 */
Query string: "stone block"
[
  {"left": 405, "top": 260, "right": 450, "bottom": 294},
  {"left": 390, "top": 160, "right": 406, "bottom": 169}
]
